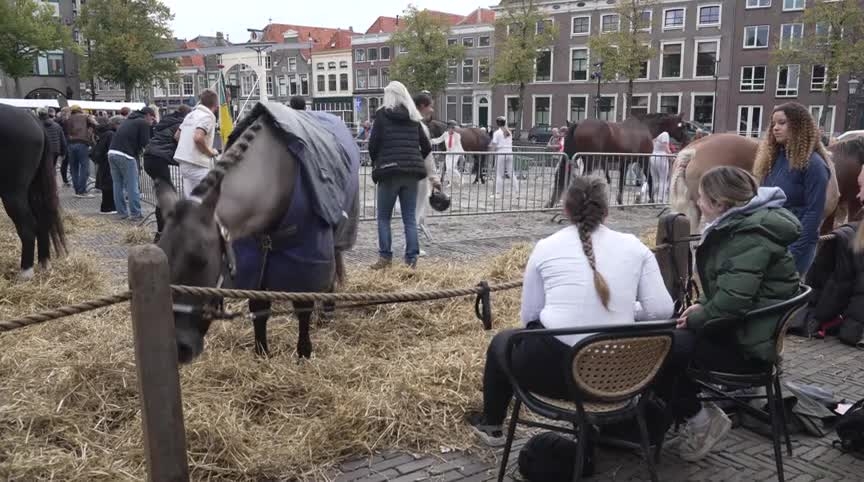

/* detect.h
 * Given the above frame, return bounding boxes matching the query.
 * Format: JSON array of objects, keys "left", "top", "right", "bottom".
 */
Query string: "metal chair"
[
  {"left": 497, "top": 321, "right": 676, "bottom": 482},
  {"left": 688, "top": 284, "right": 812, "bottom": 482}
]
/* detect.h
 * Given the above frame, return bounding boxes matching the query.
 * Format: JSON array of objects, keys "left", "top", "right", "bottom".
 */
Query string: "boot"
[{"left": 370, "top": 257, "right": 392, "bottom": 270}]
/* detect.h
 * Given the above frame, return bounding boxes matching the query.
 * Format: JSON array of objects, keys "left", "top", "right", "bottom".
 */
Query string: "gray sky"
[{"left": 160, "top": 1, "right": 490, "bottom": 43}]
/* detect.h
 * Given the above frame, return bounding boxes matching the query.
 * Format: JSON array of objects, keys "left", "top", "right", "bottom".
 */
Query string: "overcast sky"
[{"left": 160, "top": 1, "right": 491, "bottom": 42}]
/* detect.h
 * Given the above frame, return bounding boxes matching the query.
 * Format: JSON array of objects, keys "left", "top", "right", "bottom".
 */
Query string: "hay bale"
[
  {"left": 0, "top": 207, "right": 531, "bottom": 480},
  {"left": 123, "top": 226, "right": 153, "bottom": 246},
  {"left": 639, "top": 227, "right": 657, "bottom": 248}
]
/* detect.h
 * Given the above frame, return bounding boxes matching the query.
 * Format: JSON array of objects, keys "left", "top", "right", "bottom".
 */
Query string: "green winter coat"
[{"left": 687, "top": 187, "right": 801, "bottom": 363}]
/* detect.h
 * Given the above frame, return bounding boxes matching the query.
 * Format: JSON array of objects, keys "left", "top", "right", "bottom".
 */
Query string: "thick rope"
[{"left": 0, "top": 292, "right": 132, "bottom": 332}]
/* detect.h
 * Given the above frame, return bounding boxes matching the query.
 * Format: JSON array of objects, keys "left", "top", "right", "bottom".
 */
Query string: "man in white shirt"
[
  {"left": 430, "top": 120, "right": 464, "bottom": 184},
  {"left": 174, "top": 89, "right": 220, "bottom": 197}
]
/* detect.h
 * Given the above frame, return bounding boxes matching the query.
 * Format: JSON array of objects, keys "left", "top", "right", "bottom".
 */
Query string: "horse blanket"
[{"left": 228, "top": 105, "right": 361, "bottom": 291}]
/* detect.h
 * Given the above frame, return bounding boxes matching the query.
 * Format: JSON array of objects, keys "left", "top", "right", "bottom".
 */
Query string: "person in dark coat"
[
  {"left": 91, "top": 116, "right": 124, "bottom": 214},
  {"left": 367, "top": 81, "right": 432, "bottom": 269},
  {"left": 108, "top": 107, "right": 156, "bottom": 220},
  {"left": 36, "top": 107, "right": 66, "bottom": 172},
  {"left": 143, "top": 105, "right": 191, "bottom": 240}
]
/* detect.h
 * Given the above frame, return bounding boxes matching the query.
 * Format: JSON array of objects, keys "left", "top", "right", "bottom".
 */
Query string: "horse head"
[
  {"left": 426, "top": 119, "right": 448, "bottom": 140},
  {"left": 663, "top": 114, "right": 690, "bottom": 146}
]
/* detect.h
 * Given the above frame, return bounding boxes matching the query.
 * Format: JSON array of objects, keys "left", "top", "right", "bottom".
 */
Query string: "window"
[
  {"left": 628, "top": 94, "right": 650, "bottom": 117},
  {"left": 355, "top": 49, "right": 365, "bottom": 62},
  {"left": 638, "top": 10, "right": 652, "bottom": 31},
  {"left": 478, "top": 58, "right": 490, "bottom": 83},
  {"left": 744, "top": 26, "right": 770, "bottom": 48},
  {"left": 572, "top": 16, "right": 590, "bottom": 35},
  {"left": 537, "top": 18, "right": 553, "bottom": 34},
  {"left": 399, "top": 45, "right": 407, "bottom": 54},
  {"left": 698, "top": 5, "right": 720, "bottom": 27},
  {"left": 740, "top": 66, "right": 767, "bottom": 92},
  {"left": 663, "top": 8, "right": 685, "bottom": 30},
  {"left": 380, "top": 47, "right": 390, "bottom": 60},
  {"left": 265, "top": 55, "right": 272, "bottom": 70},
  {"left": 569, "top": 95, "right": 588, "bottom": 122},
  {"left": 783, "top": 0, "right": 804, "bottom": 11},
  {"left": 810, "top": 106, "right": 836, "bottom": 134},
  {"left": 339, "top": 60, "right": 348, "bottom": 68},
  {"left": 448, "top": 38, "right": 458, "bottom": 46},
  {"left": 328, "top": 61, "right": 337, "bottom": 69},
  {"left": 810, "top": 65, "right": 838, "bottom": 91},
  {"left": 776, "top": 65, "right": 800, "bottom": 97},
  {"left": 694, "top": 40, "right": 719, "bottom": 77},
  {"left": 746, "top": 0, "right": 770, "bottom": 7},
  {"left": 461, "top": 96, "right": 473, "bottom": 125},
  {"left": 739, "top": 106, "right": 763, "bottom": 137},
  {"left": 300, "top": 74, "right": 309, "bottom": 95},
  {"left": 367, "top": 48, "right": 378, "bottom": 61},
  {"left": 317, "top": 62, "right": 325, "bottom": 70},
  {"left": 279, "top": 76, "right": 287, "bottom": 96},
  {"left": 355, "top": 70, "right": 367, "bottom": 89},
  {"left": 447, "top": 95, "right": 458, "bottom": 123},
  {"left": 601, "top": 14, "right": 620, "bottom": 33},
  {"left": 369, "top": 69, "right": 379, "bottom": 89},
  {"left": 288, "top": 75, "right": 298, "bottom": 95},
  {"left": 534, "top": 96, "right": 551, "bottom": 126},
  {"left": 266, "top": 76, "right": 274, "bottom": 96},
  {"left": 168, "top": 79, "right": 181, "bottom": 96},
  {"left": 661, "top": 43, "right": 683, "bottom": 78},
  {"left": 328, "top": 74, "right": 337, "bottom": 91},
  {"left": 448, "top": 59, "right": 458, "bottom": 84},
  {"left": 571, "top": 48, "right": 589, "bottom": 81},
  {"left": 462, "top": 58, "right": 474, "bottom": 83},
  {"left": 463, "top": 37, "right": 474, "bottom": 48},
  {"left": 369, "top": 97, "right": 380, "bottom": 114},
  {"left": 692, "top": 94, "right": 715, "bottom": 130},
  {"left": 381, "top": 68, "right": 390, "bottom": 85},
  {"left": 317, "top": 75, "right": 326, "bottom": 92},
  {"left": 33, "top": 52, "right": 64, "bottom": 76},
  {"left": 598, "top": 95, "right": 617, "bottom": 121},
  {"left": 638, "top": 50, "right": 649, "bottom": 79},
  {"left": 288, "top": 57, "right": 297, "bottom": 72},
  {"left": 780, "top": 24, "right": 804, "bottom": 49},
  {"left": 479, "top": 36, "right": 490, "bottom": 47},
  {"left": 535, "top": 50, "right": 552, "bottom": 81},
  {"left": 659, "top": 94, "right": 681, "bottom": 114},
  {"left": 182, "top": 75, "right": 194, "bottom": 96},
  {"left": 506, "top": 97, "right": 521, "bottom": 129}
]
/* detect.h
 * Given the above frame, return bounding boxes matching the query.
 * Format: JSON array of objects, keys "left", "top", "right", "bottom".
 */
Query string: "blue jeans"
[
  {"left": 67, "top": 143, "right": 91, "bottom": 194},
  {"left": 108, "top": 153, "right": 142, "bottom": 218},
  {"left": 376, "top": 176, "right": 419, "bottom": 264}
]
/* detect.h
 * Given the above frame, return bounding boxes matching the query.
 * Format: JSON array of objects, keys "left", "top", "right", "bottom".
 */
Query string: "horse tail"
[
  {"left": 669, "top": 146, "right": 695, "bottom": 215},
  {"left": 30, "top": 128, "right": 67, "bottom": 257}
]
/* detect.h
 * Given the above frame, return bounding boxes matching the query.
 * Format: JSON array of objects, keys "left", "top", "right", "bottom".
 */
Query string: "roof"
[
  {"left": 263, "top": 23, "right": 349, "bottom": 59},
  {"left": 457, "top": 8, "right": 495, "bottom": 26},
  {"left": 361, "top": 10, "right": 464, "bottom": 35},
  {"left": 178, "top": 39, "right": 204, "bottom": 68}
]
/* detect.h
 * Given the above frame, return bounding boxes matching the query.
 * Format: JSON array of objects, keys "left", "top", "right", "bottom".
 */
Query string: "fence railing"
[{"left": 567, "top": 152, "right": 678, "bottom": 207}]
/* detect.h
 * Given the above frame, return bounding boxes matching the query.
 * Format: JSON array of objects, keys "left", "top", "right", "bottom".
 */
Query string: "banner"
[{"left": 217, "top": 71, "right": 234, "bottom": 148}]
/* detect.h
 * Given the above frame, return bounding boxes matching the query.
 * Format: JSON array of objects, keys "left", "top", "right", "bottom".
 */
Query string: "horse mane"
[
  {"left": 190, "top": 115, "right": 265, "bottom": 198},
  {"left": 830, "top": 136, "right": 864, "bottom": 161}
]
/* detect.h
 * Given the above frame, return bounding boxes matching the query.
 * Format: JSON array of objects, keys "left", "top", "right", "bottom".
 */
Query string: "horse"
[
  {"left": 0, "top": 104, "right": 67, "bottom": 280},
  {"left": 824, "top": 137, "right": 864, "bottom": 226},
  {"left": 669, "top": 133, "right": 841, "bottom": 235},
  {"left": 156, "top": 103, "right": 360, "bottom": 363},
  {"left": 427, "top": 119, "right": 491, "bottom": 183},
  {"left": 547, "top": 113, "right": 689, "bottom": 207}
]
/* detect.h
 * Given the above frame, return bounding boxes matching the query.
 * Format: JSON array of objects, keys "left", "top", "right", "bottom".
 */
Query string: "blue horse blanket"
[{"left": 229, "top": 105, "right": 360, "bottom": 292}]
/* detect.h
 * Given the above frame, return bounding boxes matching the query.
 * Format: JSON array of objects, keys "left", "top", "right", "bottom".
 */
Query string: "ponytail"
[{"left": 578, "top": 224, "right": 610, "bottom": 308}]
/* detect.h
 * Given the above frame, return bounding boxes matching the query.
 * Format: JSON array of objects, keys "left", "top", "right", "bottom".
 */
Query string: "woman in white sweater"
[{"left": 466, "top": 175, "right": 674, "bottom": 446}]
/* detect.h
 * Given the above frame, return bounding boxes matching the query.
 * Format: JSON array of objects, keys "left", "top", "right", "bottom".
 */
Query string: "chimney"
[
  {"left": 349, "top": 26, "right": 353, "bottom": 32},
  {"left": 396, "top": 15, "right": 399, "bottom": 25}
]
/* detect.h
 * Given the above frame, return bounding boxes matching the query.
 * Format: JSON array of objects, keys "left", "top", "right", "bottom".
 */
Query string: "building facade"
[
  {"left": 352, "top": 17, "right": 398, "bottom": 123},
  {"left": 440, "top": 9, "right": 496, "bottom": 129},
  {"left": 310, "top": 30, "right": 355, "bottom": 123}
]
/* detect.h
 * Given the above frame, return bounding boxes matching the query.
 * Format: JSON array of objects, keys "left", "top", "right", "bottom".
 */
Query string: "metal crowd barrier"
[
  {"left": 566, "top": 152, "right": 678, "bottom": 207},
  {"left": 139, "top": 165, "right": 184, "bottom": 207}
]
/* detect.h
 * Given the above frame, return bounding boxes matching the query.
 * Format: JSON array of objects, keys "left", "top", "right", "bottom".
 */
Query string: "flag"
[{"left": 217, "top": 71, "right": 233, "bottom": 148}]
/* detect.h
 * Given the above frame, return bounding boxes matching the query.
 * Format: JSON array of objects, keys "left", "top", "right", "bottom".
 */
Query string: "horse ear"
[{"left": 154, "top": 179, "right": 178, "bottom": 217}]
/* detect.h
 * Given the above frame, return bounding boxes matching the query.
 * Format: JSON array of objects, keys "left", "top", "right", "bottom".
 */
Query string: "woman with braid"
[{"left": 466, "top": 175, "right": 674, "bottom": 446}]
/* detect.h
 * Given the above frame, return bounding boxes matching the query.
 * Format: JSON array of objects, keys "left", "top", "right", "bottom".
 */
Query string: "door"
[
  {"left": 738, "top": 106, "right": 763, "bottom": 137},
  {"left": 478, "top": 97, "right": 489, "bottom": 129}
]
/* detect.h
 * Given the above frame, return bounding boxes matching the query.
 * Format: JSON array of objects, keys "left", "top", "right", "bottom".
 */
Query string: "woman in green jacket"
[{"left": 661, "top": 166, "right": 801, "bottom": 462}]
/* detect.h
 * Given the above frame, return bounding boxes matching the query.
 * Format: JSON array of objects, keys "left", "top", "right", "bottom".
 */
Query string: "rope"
[{"left": 0, "top": 292, "right": 132, "bottom": 333}]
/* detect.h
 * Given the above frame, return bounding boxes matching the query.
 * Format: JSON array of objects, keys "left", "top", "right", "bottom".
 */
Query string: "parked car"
[{"left": 527, "top": 124, "right": 553, "bottom": 143}]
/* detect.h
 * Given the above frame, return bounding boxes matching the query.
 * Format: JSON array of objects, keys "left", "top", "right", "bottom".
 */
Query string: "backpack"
[
  {"left": 518, "top": 432, "right": 594, "bottom": 481},
  {"left": 834, "top": 399, "right": 864, "bottom": 455}
]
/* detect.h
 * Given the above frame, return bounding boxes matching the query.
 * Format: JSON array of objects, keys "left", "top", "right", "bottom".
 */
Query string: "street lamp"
[
  {"left": 846, "top": 77, "right": 860, "bottom": 131},
  {"left": 591, "top": 61, "right": 604, "bottom": 119}
]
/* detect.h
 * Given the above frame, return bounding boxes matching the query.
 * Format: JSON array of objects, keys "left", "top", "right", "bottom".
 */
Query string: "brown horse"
[
  {"left": 826, "top": 137, "right": 864, "bottom": 225},
  {"left": 669, "top": 133, "right": 841, "bottom": 234},
  {"left": 547, "top": 113, "right": 689, "bottom": 207},
  {"left": 428, "top": 119, "right": 491, "bottom": 183}
]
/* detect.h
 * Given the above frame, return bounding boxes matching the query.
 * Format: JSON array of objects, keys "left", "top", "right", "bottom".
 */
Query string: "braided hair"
[{"left": 564, "top": 175, "right": 611, "bottom": 308}]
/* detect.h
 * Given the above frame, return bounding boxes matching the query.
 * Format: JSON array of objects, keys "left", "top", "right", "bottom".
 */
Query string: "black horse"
[{"left": 0, "top": 104, "right": 67, "bottom": 280}]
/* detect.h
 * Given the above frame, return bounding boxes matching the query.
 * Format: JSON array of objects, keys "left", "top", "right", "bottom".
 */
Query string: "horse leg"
[
  {"left": 2, "top": 193, "right": 37, "bottom": 280},
  {"left": 616, "top": 160, "right": 626, "bottom": 205},
  {"left": 249, "top": 299, "right": 271, "bottom": 357},
  {"left": 36, "top": 227, "right": 51, "bottom": 271},
  {"left": 646, "top": 159, "right": 655, "bottom": 204},
  {"left": 294, "top": 301, "right": 313, "bottom": 358}
]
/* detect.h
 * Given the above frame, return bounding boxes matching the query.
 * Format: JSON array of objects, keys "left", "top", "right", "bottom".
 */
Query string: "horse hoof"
[
  {"left": 39, "top": 260, "right": 51, "bottom": 272},
  {"left": 296, "top": 340, "right": 312, "bottom": 359},
  {"left": 17, "top": 268, "right": 35, "bottom": 281}
]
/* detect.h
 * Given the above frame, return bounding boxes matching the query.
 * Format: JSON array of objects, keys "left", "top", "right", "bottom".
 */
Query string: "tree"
[
  {"left": 79, "top": 0, "right": 177, "bottom": 101},
  {"left": 772, "top": 0, "right": 864, "bottom": 131},
  {"left": 0, "top": 0, "right": 74, "bottom": 97},
  {"left": 389, "top": 6, "right": 465, "bottom": 95},
  {"left": 587, "top": 0, "right": 656, "bottom": 118},
  {"left": 491, "top": 0, "right": 558, "bottom": 136}
]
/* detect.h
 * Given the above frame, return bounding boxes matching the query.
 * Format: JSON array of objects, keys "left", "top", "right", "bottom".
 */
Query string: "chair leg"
[
  {"left": 774, "top": 377, "right": 793, "bottom": 456},
  {"left": 636, "top": 403, "right": 660, "bottom": 482},
  {"left": 571, "top": 420, "right": 587, "bottom": 482},
  {"left": 497, "top": 399, "right": 521, "bottom": 482},
  {"left": 765, "top": 380, "right": 786, "bottom": 482}
]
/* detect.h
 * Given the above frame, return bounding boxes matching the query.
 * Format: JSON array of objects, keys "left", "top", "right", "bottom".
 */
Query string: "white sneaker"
[
  {"left": 678, "top": 403, "right": 732, "bottom": 462},
  {"left": 419, "top": 249, "right": 427, "bottom": 257}
]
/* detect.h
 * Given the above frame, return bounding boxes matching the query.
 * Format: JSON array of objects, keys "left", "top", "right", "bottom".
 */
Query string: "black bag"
[
  {"left": 834, "top": 399, "right": 864, "bottom": 455},
  {"left": 518, "top": 432, "right": 594, "bottom": 481}
]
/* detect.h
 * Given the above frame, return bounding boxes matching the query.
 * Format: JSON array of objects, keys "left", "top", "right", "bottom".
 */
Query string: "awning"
[
  {"left": 65, "top": 100, "right": 146, "bottom": 111},
  {"left": 0, "top": 98, "right": 61, "bottom": 109}
]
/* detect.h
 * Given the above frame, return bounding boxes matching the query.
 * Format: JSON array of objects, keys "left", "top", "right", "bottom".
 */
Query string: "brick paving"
[{"left": 60, "top": 188, "right": 864, "bottom": 481}]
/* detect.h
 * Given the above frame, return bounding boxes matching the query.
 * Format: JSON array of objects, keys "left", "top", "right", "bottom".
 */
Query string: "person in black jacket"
[
  {"left": 37, "top": 107, "right": 67, "bottom": 172},
  {"left": 143, "top": 105, "right": 191, "bottom": 240},
  {"left": 368, "top": 81, "right": 432, "bottom": 269},
  {"left": 91, "top": 116, "right": 123, "bottom": 214},
  {"left": 108, "top": 107, "right": 156, "bottom": 220}
]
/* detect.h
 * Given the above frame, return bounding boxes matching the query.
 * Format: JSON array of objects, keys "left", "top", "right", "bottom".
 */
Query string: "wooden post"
[
  {"left": 128, "top": 245, "right": 189, "bottom": 482},
  {"left": 654, "top": 213, "right": 693, "bottom": 306}
]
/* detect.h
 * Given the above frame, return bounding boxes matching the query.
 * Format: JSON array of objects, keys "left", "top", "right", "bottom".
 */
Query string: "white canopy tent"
[
  {"left": 0, "top": 98, "right": 61, "bottom": 109},
  {"left": 65, "top": 100, "right": 146, "bottom": 112}
]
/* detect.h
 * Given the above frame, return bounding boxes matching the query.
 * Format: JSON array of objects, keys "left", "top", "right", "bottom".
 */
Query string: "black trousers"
[
  {"left": 143, "top": 155, "right": 173, "bottom": 233},
  {"left": 59, "top": 154, "right": 70, "bottom": 184},
  {"left": 483, "top": 327, "right": 571, "bottom": 425}
]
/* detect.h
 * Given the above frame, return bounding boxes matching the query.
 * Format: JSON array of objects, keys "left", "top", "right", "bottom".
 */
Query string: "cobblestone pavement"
[{"left": 60, "top": 189, "right": 864, "bottom": 481}]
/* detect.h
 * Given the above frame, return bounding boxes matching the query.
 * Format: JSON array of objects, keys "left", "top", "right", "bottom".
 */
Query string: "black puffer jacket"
[
  {"left": 42, "top": 118, "right": 66, "bottom": 158},
  {"left": 368, "top": 106, "right": 431, "bottom": 183},
  {"left": 91, "top": 124, "right": 116, "bottom": 191},
  {"left": 143, "top": 111, "right": 187, "bottom": 164},
  {"left": 109, "top": 110, "right": 152, "bottom": 158}
]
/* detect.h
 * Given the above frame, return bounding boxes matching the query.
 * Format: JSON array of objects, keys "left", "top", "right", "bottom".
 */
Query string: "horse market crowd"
[{"left": 15, "top": 80, "right": 864, "bottom": 480}]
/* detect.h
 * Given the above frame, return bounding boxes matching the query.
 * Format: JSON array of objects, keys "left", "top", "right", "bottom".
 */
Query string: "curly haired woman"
[
  {"left": 754, "top": 102, "right": 831, "bottom": 274},
  {"left": 465, "top": 175, "right": 674, "bottom": 447}
]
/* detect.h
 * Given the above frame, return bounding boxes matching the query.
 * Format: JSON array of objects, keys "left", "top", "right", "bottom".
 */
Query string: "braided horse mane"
[{"left": 189, "top": 118, "right": 264, "bottom": 200}]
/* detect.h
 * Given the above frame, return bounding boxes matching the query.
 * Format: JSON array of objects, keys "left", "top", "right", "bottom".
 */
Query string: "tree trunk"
[
  {"left": 125, "top": 82, "right": 133, "bottom": 102},
  {"left": 516, "top": 81, "right": 526, "bottom": 140},
  {"left": 821, "top": 88, "right": 832, "bottom": 135},
  {"left": 627, "top": 78, "right": 635, "bottom": 118},
  {"left": 13, "top": 77, "right": 22, "bottom": 98}
]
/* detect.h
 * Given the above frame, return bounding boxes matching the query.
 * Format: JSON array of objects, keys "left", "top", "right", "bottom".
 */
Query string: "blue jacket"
[{"left": 761, "top": 148, "right": 830, "bottom": 274}]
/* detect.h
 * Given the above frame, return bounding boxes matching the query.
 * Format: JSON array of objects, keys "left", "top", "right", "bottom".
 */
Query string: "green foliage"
[
  {"left": 79, "top": 0, "right": 177, "bottom": 101},
  {"left": 0, "top": 0, "right": 74, "bottom": 89},
  {"left": 389, "top": 6, "right": 465, "bottom": 95}
]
